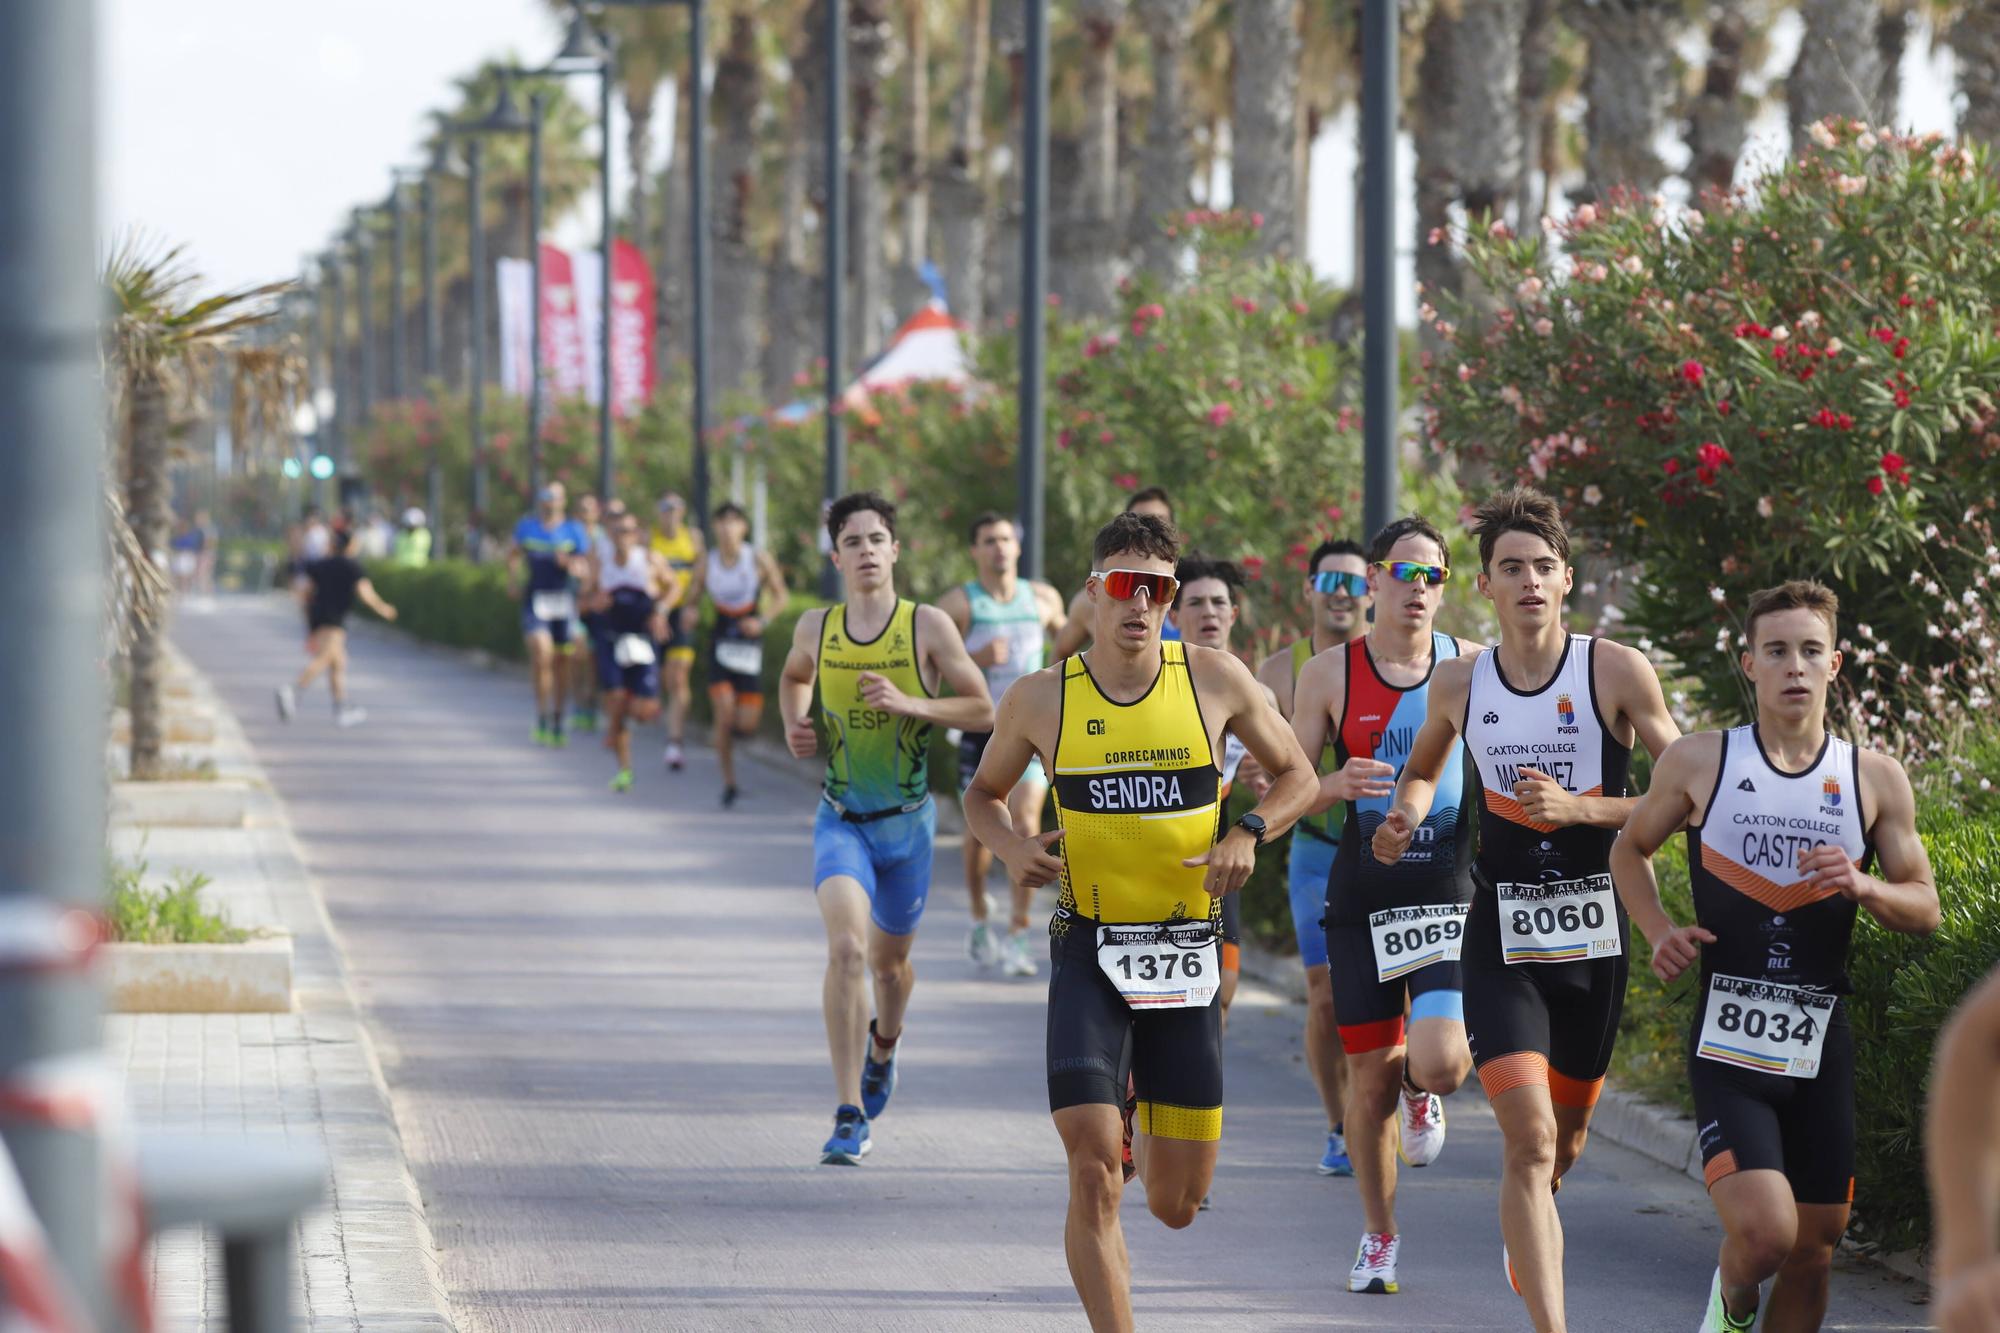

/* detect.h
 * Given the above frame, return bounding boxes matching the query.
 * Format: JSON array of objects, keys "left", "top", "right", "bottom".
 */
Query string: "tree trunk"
[
  {"left": 1686, "top": 0, "right": 1751, "bottom": 204},
  {"left": 1130, "top": 0, "right": 1197, "bottom": 277},
  {"left": 894, "top": 0, "right": 933, "bottom": 316},
  {"left": 1873, "top": 7, "right": 1908, "bottom": 125},
  {"left": 1411, "top": 8, "right": 1461, "bottom": 320},
  {"left": 850, "top": 0, "right": 895, "bottom": 361},
  {"left": 1789, "top": 0, "right": 1881, "bottom": 153},
  {"left": 931, "top": 0, "right": 989, "bottom": 323},
  {"left": 658, "top": 75, "right": 694, "bottom": 383},
  {"left": 125, "top": 375, "right": 171, "bottom": 780},
  {"left": 1952, "top": 1, "right": 2000, "bottom": 149},
  {"left": 986, "top": 0, "right": 1026, "bottom": 324},
  {"left": 1076, "top": 1, "right": 1125, "bottom": 225},
  {"left": 713, "top": 11, "right": 763, "bottom": 397},
  {"left": 1449, "top": 0, "right": 1525, "bottom": 219},
  {"left": 1231, "top": 0, "right": 1301, "bottom": 257},
  {"left": 1516, "top": 0, "right": 1555, "bottom": 227},
  {"left": 1570, "top": 0, "right": 1674, "bottom": 201},
  {"left": 625, "top": 82, "right": 657, "bottom": 268},
  {"left": 765, "top": 77, "right": 816, "bottom": 400}
]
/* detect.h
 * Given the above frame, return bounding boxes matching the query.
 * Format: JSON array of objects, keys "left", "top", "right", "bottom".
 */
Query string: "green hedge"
[{"left": 1612, "top": 789, "right": 2000, "bottom": 1252}]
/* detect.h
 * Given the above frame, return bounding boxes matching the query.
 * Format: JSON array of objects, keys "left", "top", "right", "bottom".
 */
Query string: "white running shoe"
[
  {"left": 274, "top": 685, "right": 296, "bottom": 721},
  {"left": 1397, "top": 1087, "right": 1447, "bottom": 1167},
  {"left": 335, "top": 705, "right": 368, "bottom": 729},
  {"left": 1001, "top": 929, "right": 1039, "bottom": 978},
  {"left": 966, "top": 921, "right": 1002, "bottom": 968},
  {"left": 1348, "top": 1231, "right": 1400, "bottom": 1294},
  {"left": 1700, "top": 1266, "right": 1756, "bottom": 1331},
  {"left": 664, "top": 742, "right": 685, "bottom": 771}
]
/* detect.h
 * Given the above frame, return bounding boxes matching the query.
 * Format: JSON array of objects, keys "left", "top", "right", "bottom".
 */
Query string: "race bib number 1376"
[{"left": 1096, "top": 922, "right": 1219, "bottom": 1010}]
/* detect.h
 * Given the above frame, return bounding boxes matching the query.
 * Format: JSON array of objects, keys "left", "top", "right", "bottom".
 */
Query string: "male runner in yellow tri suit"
[
  {"left": 649, "top": 492, "right": 704, "bottom": 770},
  {"left": 778, "top": 492, "right": 992, "bottom": 1165},
  {"left": 964, "top": 511, "right": 1315, "bottom": 1333}
]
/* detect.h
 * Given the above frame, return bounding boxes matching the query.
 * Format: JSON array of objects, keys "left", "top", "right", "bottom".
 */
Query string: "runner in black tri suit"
[
  {"left": 1612, "top": 580, "right": 1937, "bottom": 1333},
  {"left": 1372, "top": 487, "right": 1679, "bottom": 1333}
]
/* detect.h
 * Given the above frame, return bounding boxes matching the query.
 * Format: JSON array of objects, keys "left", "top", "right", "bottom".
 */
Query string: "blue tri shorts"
[
  {"left": 1288, "top": 828, "right": 1338, "bottom": 970},
  {"left": 520, "top": 603, "right": 574, "bottom": 648},
  {"left": 593, "top": 635, "right": 661, "bottom": 698},
  {"left": 813, "top": 797, "right": 937, "bottom": 937}
]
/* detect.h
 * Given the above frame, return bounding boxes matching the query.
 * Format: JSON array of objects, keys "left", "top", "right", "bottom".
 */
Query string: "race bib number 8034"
[{"left": 1696, "top": 974, "right": 1834, "bottom": 1079}]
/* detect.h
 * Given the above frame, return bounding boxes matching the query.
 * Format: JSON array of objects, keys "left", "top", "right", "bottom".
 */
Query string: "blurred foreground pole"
[
  {"left": 0, "top": 0, "right": 110, "bottom": 1324},
  {"left": 819, "top": 0, "right": 846, "bottom": 599},
  {"left": 1016, "top": 0, "right": 1049, "bottom": 581},
  {"left": 1361, "top": 0, "right": 1398, "bottom": 537}
]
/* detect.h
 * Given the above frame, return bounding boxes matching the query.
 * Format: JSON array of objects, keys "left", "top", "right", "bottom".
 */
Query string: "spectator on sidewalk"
[{"left": 392, "top": 508, "right": 432, "bottom": 567}]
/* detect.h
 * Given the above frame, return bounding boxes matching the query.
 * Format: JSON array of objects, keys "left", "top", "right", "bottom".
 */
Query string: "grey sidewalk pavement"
[
  {"left": 110, "top": 633, "right": 452, "bottom": 1331},
  {"left": 173, "top": 594, "right": 1929, "bottom": 1331}
]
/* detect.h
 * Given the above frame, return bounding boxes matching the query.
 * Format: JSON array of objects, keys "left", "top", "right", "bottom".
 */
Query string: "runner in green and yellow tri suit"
[
  {"left": 649, "top": 492, "right": 705, "bottom": 771},
  {"left": 963, "top": 510, "right": 1317, "bottom": 1333},
  {"left": 778, "top": 491, "right": 993, "bottom": 1166}
]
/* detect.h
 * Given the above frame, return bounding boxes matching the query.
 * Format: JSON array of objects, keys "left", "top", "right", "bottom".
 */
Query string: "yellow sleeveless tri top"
[
  {"left": 1052, "top": 640, "right": 1222, "bottom": 926},
  {"left": 650, "top": 526, "right": 699, "bottom": 571},
  {"left": 817, "top": 599, "right": 933, "bottom": 814}
]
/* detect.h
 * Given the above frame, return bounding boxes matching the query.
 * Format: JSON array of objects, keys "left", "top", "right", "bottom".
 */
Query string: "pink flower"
[
  {"left": 1574, "top": 203, "right": 1599, "bottom": 227},
  {"left": 1457, "top": 364, "right": 1475, "bottom": 382},
  {"left": 1533, "top": 318, "right": 1555, "bottom": 337},
  {"left": 1680, "top": 360, "right": 1706, "bottom": 386},
  {"left": 1098, "top": 429, "right": 1114, "bottom": 444},
  {"left": 1250, "top": 212, "right": 1265, "bottom": 229},
  {"left": 1112, "top": 473, "right": 1140, "bottom": 491},
  {"left": 1516, "top": 276, "right": 1544, "bottom": 301},
  {"left": 1206, "top": 403, "right": 1235, "bottom": 427}
]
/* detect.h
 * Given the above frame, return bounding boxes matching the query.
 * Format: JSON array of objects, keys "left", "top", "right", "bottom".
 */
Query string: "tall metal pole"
[
  {"left": 354, "top": 214, "right": 375, "bottom": 432},
  {"left": 597, "top": 60, "right": 615, "bottom": 502},
  {"left": 422, "top": 163, "right": 444, "bottom": 556},
  {"left": 389, "top": 183, "right": 407, "bottom": 401},
  {"left": 528, "top": 91, "right": 547, "bottom": 499},
  {"left": 328, "top": 255, "right": 346, "bottom": 511},
  {"left": 1017, "top": 0, "right": 1050, "bottom": 581},
  {"left": 1361, "top": 0, "right": 1398, "bottom": 539},
  {"left": 468, "top": 138, "right": 488, "bottom": 543},
  {"left": 820, "top": 0, "right": 846, "bottom": 598},
  {"left": 689, "top": 0, "right": 713, "bottom": 531},
  {"left": 0, "top": 2, "right": 107, "bottom": 1322}
]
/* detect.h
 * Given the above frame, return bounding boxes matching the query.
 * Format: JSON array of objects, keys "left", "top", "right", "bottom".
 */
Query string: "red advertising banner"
[
  {"left": 540, "top": 242, "right": 588, "bottom": 401},
  {"left": 609, "top": 238, "right": 656, "bottom": 418}
]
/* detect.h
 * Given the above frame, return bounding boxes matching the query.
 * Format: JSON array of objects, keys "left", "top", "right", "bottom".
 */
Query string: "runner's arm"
[
  {"left": 504, "top": 540, "right": 523, "bottom": 600},
  {"left": 1037, "top": 580, "right": 1069, "bottom": 638},
  {"left": 777, "top": 609, "right": 825, "bottom": 758},
  {"left": 1929, "top": 966, "right": 2000, "bottom": 1319},
  {"left": 755, "top": 549, "right": 790, "bottom": 621},
  {"left": 964, "top": 672, "right": 1066, "bottom": 887},
  {"left": 1185, "top": 649, "right": 1314, "bottom": 897},
  {"left": 1048, "top": 587, "right": 1092, "bottom": 658},
  {"left": 864, "top": 603, "right": 993, "bottom": 731},
  {"left": 1805, "top": 751, "right": 1938, "bottom": 934},
  {"left": 1514, "top": 642, "right": 1681, "bottom": 830},
  {"left": 1609, "top": 734, "right": 1713, "bottom": 983},
  {"left": 354, "top": 579, "right": 398, "bottom": 622},
  {"left": 1254, "top": 648, "right": 1293, "bottom": 720},
  {"left": 1372, "top": 657, "right": 1471, "bottom": 864},
  {"left": 1291, "top": 649, "right": 1393, "bottom": 817},
  {"left": 935, "top": 585, "right": 999, "bottom": 667}
]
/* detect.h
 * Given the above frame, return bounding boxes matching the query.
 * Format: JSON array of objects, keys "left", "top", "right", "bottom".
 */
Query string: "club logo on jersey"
[
  {"left": 1086, "top": 718, "right": 1107, "bottom": 736},
  {"left": 1482, "top": 711, "right": 1500, "bottom": 725},
  {"left": 1556, "top": 693, "right": 1576, "bottom": 726},
  {"left": 1738, "top": 778, "right": 1756, "bottom": 792},
  {"left": 1821, "top": 774, "right": 1842, "bottom": 811}
]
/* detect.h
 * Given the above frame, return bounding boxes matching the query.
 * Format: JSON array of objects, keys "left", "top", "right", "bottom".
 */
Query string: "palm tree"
[
  {"left": 1517, "top": 0, "right": 1557, "bottom": 225},
  {"left": 1874, "top": 3, "right": 1912, "bottom": 122},
  {"left": 931, "top": 0, "right": 992, "bottom": 323},
  {"left": 894, "top": 0, "right": 933, "bottom": 317},
  {"left": 1686, "top": 0, "right": 1755, "bottom": 201},
  {"left": 850, "top": 0, "right": 897, "bottom": 360},
  {"left": 1232, "top": 0, "right": 1301, "bottom": 257},
  {"left": 1129, "top": 0, "right": 1197, "bottom": 276},
  {"left": 104, "top": 241, "right": 298, "bottom": 779},
  {"left": 1789, "top": 0, "right": 1881, "bottom": 151},
  {"left": 713, "top": 9, "right": 765, "bottom": 395},
  {"left": 1568, "top": 0, "right": 1676, "bottom": 200},
  {"left": 1948, "top": 0, "right": 2000, "bottom": 146}
]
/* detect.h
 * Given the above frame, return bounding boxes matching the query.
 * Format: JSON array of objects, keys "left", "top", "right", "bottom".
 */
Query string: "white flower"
[
  {"left": 1857, "top": 131, "right": 1878, "bottom": 151},
  {"left": 1756, "top": 496, "right": 1774, "bottom": 518},
  {"left": 1826, "top": 337, "right": 1844, "bottom": 355},
  {"left": 1859, "top": 623, "right": 1875, "bottom": 638},
  {"left": 1925, "top": 579, "right": 1942, "bottom": 596},
  {"left": 1419, "top": 302, "right": 1437, "bottom": 323},
  {"left": 1835, "top": 174, "right": 1868, "bottom": 196},
  {"left": 1617, "top": 255, "right": 1645, "bottom": 276},
  {"left": 1575, "top": 203, "right": 1599, "bottom": 226},
  {"left": 1582, "top": 485, "right": 1604, "bottom": 506},
  {"left": 1928, "top": 624, "right": 1945, "bottom": 637},
  {"left": 1810, "top": 121, "right": 1839, "bottom": 150},
  {"left": 1771, "top": 325, "right": 1791, "bottom": 341},
  {"left": 1983, "top": 778, "right": 1993, "bottom": 791},
  {"left": 1534, "top": 318, "right": 1555, "bottom": 337},
  {"left": 1798, "top": 311, "right": 1822, "bottom": 330},
  {"left": 1925, "top": 523, "right": 1941, "bottom": 540},
  {"left": 1966, "top": 589, "right": 1981, "bottom": 607},
  {"left": 1709, "top": 586, "right": 1727, "bottom": 604}
]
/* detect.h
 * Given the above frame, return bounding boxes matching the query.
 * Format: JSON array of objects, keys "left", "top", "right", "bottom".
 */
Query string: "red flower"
[
  {"left": 1206, "top": 402, "right": 1235, "bottom": 427},
  {"left": 1898, "top": 293, "right": 1914, "bottom": 307},
  {"left": 1112, "top": 472, "right": 1140, "bottom": 491},
  {"left": 1892, "top": 337, "right": 1910, "bottom": 359},
  {"left": 1697, "top": 442, "right": 1733, "bottom": 469},
  {"left": 1240, "top": 555, "right": 1266, "bottom": 579},
  {"left": 1717, "top": 400, "right": 1733, "bottom": 417},
  {"left": 1663, "top": 459, "right": 1681, "bottom": 476},
  {"left": 1696, "top": 465, "right": 1719, "bottom": 486},
  {"left": 1867, "top": 475, "right": 1886, "bottom": 495},
  {"left": 1680, "top": 360, "right": 1706, "bottom": 386},
  {"left": 1880, "top": 452, "right": 1907, "bottom": 473},
  {"left": 1894, "top": 389, "right": 1911, "bottom": 409}
]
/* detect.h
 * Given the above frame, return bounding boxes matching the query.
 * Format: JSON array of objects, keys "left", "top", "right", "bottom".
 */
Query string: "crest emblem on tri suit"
[
  {"left": 1821, "top": 774, "right": 1842, "bottom": 810},
  {"left": 1555, "top": 693, "right": 1576, "bottom": 727},
  {"left": 1086, "top": 718, "right": 1107, "bottom": 736},
  {"left": 1738, "top": 777, "right": 1756, "bottom": 792}
]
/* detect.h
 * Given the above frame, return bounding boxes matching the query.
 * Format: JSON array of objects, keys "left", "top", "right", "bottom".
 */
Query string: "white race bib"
[
  {"left": 1496, "top": 875, "right": 1622, "bottom": 965},
  {"left": 714, "top": 639, "right": 763, "bottom": 677},
  {"left": 1096, "top": 922, "right": 1219, "bottom": 1010},
  {"left": 1696, "top": 974, "right": 1834, "bottom": 1079},
  {"left": 613, "top": 634, "right": 656, "bottom": 668},
  {"left": 532, "top": 590, "right": 576, "bottom": 623},
  {"left": 1368, "top": 904, "right": 1469, "bottom": 984}
]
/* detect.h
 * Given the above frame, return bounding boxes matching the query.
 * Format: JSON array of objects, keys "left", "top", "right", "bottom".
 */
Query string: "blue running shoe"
[
  {"left": 820, "top": 1104, "right": 870, "bottom": 1165},
  {"left": 1319, "top": 1126, "right": 1354, "bottom": 1177},
  {"left": 861, "top": 1021, "right": 898, "bottom": 1119}
]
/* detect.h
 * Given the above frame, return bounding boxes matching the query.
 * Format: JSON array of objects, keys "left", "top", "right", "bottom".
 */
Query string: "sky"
[{"left": 104, "top": 4, "right": 1960, "bottom": 319}]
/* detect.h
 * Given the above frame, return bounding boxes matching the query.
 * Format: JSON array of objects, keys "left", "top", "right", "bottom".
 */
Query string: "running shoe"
[
  {"left": 1198, "top": 1193, "right": 1212, "bottom": 1211},
  {"left": 1700, "top": 1266, "right": 1755, "bottom": 1331},
  {"left": 334, "top": 705, "right": 368, "bottom": 729},
  {"left": 1120, "top": 1082, "right": 1137, "bottom": 1183},
  {"left": 819, "top": 1105, "right": 871, "bottom": 1165},
  {"left": 532, "top": 723, "right": 551, "bottom": 746},
  {"left": 572, "top": 708, "right": 597, "bottom": 733},
  {"left": 965, "top": 921, "right": 1001, "bottom": 968},
  {"left": 860, "top": 1021, "right": 898, "bottom": 1119},
  {"left": 1318, "top": 1127, "right": 1354, "bottom": 1177},
  {"left": 1397, "top": 1087, "right": 1446, "bottom": 1167},
  {"left": 610, "top": 768, "right": 634, "bottom": 793},
  {"left": 1348, "top": 1232, "right": 1400, "bottom": 1294},
  {"left": 664, "top": 742, "right": 685, "bottom": 771},
  {"left": 1001, "top": 929, "right": 1039, "bottom": 978},
  {"left": 274, "top": 685, "right": 296, "bottom": 722},
  {"left": 548, "top": 726, "right": 568, "bottom": 748},
  {"left": 721, "top": 784, "right": 740, "bottom": 808}
]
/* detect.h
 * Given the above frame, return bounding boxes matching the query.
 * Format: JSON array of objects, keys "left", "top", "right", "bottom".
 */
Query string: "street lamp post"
[
  {"left": 353, "top": 211, "right": 374, "bottom": 432},
  {"left": 821, "top": 0, "right": 846, "bottom": 598},
  {"left": 1361, "top": 0, "right": 1398, "bottom": 538},
  {"left": 421, "top": 144, "right": 445, "bottom": 555},
  {"left": 326, "top": 251, "right": 346, "bottom": 508},
  {"left": 388, "top": 182, "right": 407, "bottom": 401},
  {"left": 1017, "top": 0, "right": 1050, "bottom": 582},
  {"left": 688, "top": 0, "right": 712, "bottom": 529},
  {"left": 466, "top": 136, "right": 488, "bottom": 544},
  {"left": 528, "top": 90, "right": 547, "bottom": 497}
]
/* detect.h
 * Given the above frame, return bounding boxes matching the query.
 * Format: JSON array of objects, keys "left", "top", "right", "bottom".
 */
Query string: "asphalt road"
[{"left": 176, "top": 595, "right": 1929, "bottom": 1332}]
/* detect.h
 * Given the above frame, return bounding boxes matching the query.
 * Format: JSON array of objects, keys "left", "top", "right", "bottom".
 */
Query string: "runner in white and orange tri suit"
[
  {"left": 681, "top": 501, "right": 788, "bottom": 808},
  {"left": 1372, "top": 487, "right": 1680, "bottom": 1332},
  {"left": 1612, "top": 579, "right": 1937, "bottom": 1333},
  {"left": 1254, "top": 535, "right": 1371, "bottom": 1176}
]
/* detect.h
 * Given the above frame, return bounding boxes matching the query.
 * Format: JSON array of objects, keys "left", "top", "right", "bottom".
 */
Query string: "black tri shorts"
[
  {"left": 1690, "top": 990, "right": 1856, "bottom": 1206},
  {"left": 1046, "top": 909, "right": 1223, "bottom": 1143},
  {"left": 1462, "top": 882, "right": 1630, "bottom": 1108}
]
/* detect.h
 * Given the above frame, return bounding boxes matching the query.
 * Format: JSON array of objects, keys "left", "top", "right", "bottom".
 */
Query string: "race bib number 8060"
[{"left": 1496, "top": 875, "right": 1622, "bottom": 965}]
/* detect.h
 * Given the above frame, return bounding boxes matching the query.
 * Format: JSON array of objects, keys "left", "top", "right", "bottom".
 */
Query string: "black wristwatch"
[{"left": 1233, "top": 812, "right": 1267, "bottom": 846}]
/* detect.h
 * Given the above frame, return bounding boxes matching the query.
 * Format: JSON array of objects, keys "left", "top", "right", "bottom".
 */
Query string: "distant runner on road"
[
  {"left": 964, "top": 510, "right": 1314, "bottom": 1333},
  {"left": 276, "top": 528, "right": 397, "bottom": 728},
  {"left": 649, "top": 492, "right": 705, "bottom": 772},
  {"left": 778, "top": 491, "right": 993, "bottom": 1166},
  {"left": 582, "top": 511, "right": 678, "bottom": 793},
  {"left": 506, "top": 483, "right": 590, "bottom": 748},
  {"left": 936, "top": 512, "right": 1067, "bottom": 978},
  {"left": 1613, "top": 580, "right": 1937, "bottom": 1333},
  {"left": 683, "top": 502, "right": 787, "bottom": 808}
]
